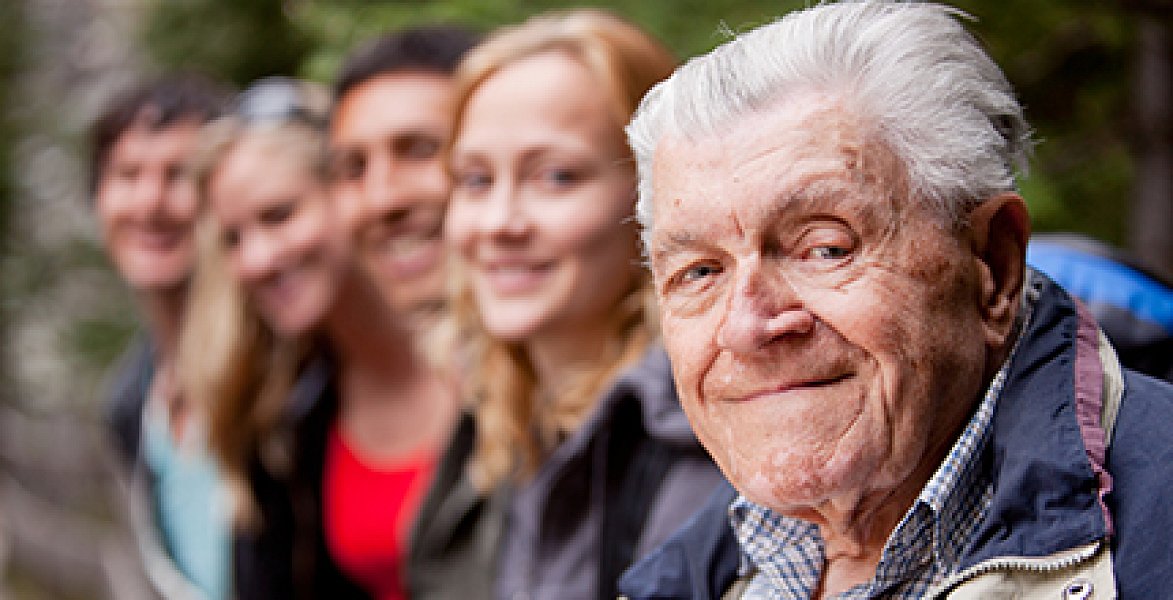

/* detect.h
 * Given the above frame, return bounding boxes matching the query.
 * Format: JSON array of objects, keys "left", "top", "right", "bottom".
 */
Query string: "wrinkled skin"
[{"left": 646, "top": 92, "right": 1025, "bottom": 561}]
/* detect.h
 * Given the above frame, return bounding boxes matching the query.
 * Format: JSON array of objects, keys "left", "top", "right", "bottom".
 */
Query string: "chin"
[
  {"left": 270, "top": 313, "right": 317, "bottom": 339},
  {"left": 725, "top": 455, "right": 823, "bottom": 510},
  {"left": 481, "top": 322, "right": 539, "bottom": 344},
  {"left": 125, "top": 270, "right": 189, "bottom": 292},
  {"left": 479, "top": 311, "right": 546, "bottom": 344},
  {"left": 471, "top": 291, "right": 551, "bottom": 341},
  {"left": 261, "top": 297, "right": 325, "bottom": 338},
  {"left": 720, "top": 439, "right": 880, "bottom": 513},
  {"left": 387, "top": 277, "right": 446, "bottom": 317}
]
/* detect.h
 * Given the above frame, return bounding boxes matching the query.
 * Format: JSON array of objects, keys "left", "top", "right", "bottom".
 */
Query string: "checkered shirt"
[{"left": 727, "top": 297, "right": 1037, "bottom": 600}]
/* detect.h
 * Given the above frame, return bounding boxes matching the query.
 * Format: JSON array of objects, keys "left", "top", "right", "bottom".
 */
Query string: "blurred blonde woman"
[
  {"left": 180, "top": 78, "right": 460, "bottom": 600},
  {"left": 445, "top": 10, "right": 724, "bottom": 599}
]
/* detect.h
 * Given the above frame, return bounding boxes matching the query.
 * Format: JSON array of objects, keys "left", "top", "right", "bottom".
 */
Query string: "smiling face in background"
[
  {"left": 330, "top": 73, "right": 455, "bottom": 320},
  {"left": 208, "top": 131, "right": 349, "bottom": 338},
  {"left": 647, "top": 93, "right": 992, "bottom": 516},
  {"left": 96, "top": 121, "right": 203, "bottom": 292},
  {"left": 445, "top": 51, "right": 643, "bottom": 347}
]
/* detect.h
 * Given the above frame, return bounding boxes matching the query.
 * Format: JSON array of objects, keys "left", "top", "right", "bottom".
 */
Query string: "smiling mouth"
[
  {"left": 736, "top": 373, "right": 853, "bottom": 402},
  {"left": 479, "top": 261, "right": 554, "bottom": 295},
  {"left": 254, "top": 268, "right": 305, "bottom": 312},
  {"left": 363, "top": 212, "right": 446, "bottom": 278},
  {"left": 368, "top": 233, "right": 443, "bottom": 278},
  {"left": 130, "top": 226, "right": 186, "bottom": 251}
]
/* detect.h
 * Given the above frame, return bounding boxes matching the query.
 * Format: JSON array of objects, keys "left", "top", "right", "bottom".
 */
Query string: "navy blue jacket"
[{"left": 619, "top": 275, "right": 1173, "bottom": 598}]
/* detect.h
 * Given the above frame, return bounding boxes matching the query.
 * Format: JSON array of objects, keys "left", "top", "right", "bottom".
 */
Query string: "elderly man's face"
[{"left": 648, "top": 96, "right": 996, "bottom": 515}]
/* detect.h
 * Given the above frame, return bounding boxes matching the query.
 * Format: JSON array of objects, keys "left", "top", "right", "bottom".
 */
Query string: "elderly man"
[{"left": 618, "top": 2, "right": 1173, "bottom": 598}]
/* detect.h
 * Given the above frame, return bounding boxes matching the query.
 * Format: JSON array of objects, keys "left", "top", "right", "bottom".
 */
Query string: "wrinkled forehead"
[{"left": 646, "top": 97, "right": 912, "bottom": 236}]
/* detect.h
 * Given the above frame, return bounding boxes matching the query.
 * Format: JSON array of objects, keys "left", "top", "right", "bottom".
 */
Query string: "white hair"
[{"left": 627, "top": 0, "right": 1032, "bottom": 237}]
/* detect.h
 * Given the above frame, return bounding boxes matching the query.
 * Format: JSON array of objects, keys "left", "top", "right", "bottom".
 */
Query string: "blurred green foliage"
[
  {"left": 141, "top": 0, "right": 1142, "bottom": 245},
  {"left": 68, "top": 314, "right": 139, "bottom": 373},
  {"left": 0, "top": 0, "right": 26, "bottom": 393},
  {"left": 143, "top": 0, "right": 314, "bottom": 84},
  {"left": 952, "top": 0, "right": 1136, "bottom": 245},
  {"left": 0, "top": 0, "right": 24, "bottom": 247}
]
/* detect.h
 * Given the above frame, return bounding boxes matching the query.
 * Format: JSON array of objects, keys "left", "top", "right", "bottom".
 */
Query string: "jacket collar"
[
  {"left": 619, "top": 273, "right": 1116, "bottom": 597},
  {"left": 961, "top": 272, "right": 1112, "bottom": 566}
]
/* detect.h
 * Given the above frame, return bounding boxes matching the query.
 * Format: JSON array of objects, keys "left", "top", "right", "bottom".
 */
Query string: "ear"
[{"left": 967, "top": 193, "right": 1031, "bottom": 349}]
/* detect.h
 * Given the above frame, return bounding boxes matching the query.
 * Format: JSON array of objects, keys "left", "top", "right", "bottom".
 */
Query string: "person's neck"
[
  {"left": 136, "top": 285, "right": 190, "bottom": 440},
  {"left": 136, "top": 284, "right": 186, "bottom": 366},
  {"left": 801, "top": 462, "right": 932, "bottom": 597},
  {"left": 526, "top": 325, "right": 612, "bottom": 404},
  {"left": 326, "top": 266, "right": 457, "bottom": 460},
  {"left": 804, "top": 406, "right": 974, "bottom": 598},
  {"left": 325, "top": 265, "right": 417, "bottom": 379}
]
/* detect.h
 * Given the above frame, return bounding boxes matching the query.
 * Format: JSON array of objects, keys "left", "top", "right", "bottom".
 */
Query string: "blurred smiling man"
[
  {"left": 330, "top": 26, "right": 479, "bottom": 325},
  {"left": 618, "top": 2, "right": 1173, "bottom": 599},
  {"left": 94, "top": 73, "right": 231, "bottom": 599}
]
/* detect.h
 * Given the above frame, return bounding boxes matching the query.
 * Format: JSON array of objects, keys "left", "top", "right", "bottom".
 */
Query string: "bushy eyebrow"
[
  {"left": 647, "top": 176, "right": 885, "bottom": 262},
  {"left": 648, "top": 231, "right": 705, "bottom": 266}
]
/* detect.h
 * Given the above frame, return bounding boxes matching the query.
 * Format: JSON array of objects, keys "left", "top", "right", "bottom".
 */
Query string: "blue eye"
[
  {"left": 543, "top": 168, "right": 580, "bottom": 187},
  {"left": 682, "top": 263, "right": 721, "bottom": 283},
  {"left": 795, "top": 223, "right": 856, "bottom": 265},
  {"left": 810, "top": 245, "right": 851, "bottom": 260},
  {"left": 455, "top": 171, "right": 492, "bottom": 192}
]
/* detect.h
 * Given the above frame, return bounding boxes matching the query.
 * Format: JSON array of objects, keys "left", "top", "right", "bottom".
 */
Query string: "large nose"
[
  {"left": 716, "top": 259, "right": 814, "bottom": 355},
  {"left": 234, "top": 230, "right": 281, "bottom": 285}
]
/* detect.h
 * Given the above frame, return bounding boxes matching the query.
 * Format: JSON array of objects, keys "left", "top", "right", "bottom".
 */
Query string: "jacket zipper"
[{"left": 926, "top": 539, "right": 1104, "bottom": 598}]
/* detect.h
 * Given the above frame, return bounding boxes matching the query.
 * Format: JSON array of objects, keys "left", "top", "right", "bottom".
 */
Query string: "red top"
[{"left": 323, "top": 422, "right": 437, "bottom": 600}]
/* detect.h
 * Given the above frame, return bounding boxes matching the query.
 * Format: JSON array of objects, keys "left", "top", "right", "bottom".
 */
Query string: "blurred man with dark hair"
[
  {"left": 93, "top": 72, "right": 232, "bottom": 600},
  {"left": 327, "top": 26, "right": 495, "bottom": 600},
  {"left": 329, "top": 25, "right": 479, "bottom": 326},
  {"left": 333, "top": 25, "right": 478, "bottom": 103}
]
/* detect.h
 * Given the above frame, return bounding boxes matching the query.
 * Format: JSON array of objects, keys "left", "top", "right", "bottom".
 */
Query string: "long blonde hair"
[
  {"left": 180, "top": 213, "right": 308, "bottom": 529},
  {"left": 449, "top": 9, "right": 677, "bottom": 489},
  {"left": 178, "top": 83, "right": 331, "bottom": 528}
]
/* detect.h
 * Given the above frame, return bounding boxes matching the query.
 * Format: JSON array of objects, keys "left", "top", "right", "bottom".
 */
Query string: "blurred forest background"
[{"left": 0, "top": 0, "right": 1169, "bottom": 598}]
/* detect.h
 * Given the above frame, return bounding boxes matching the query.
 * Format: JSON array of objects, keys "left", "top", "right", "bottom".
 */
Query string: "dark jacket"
[
  {"left": 232, "top": 353, "right": 365, "bottom": 600},
  {"left": 496, "top": 345, "right": 725, "bottom": 600},
  {"left": 409, "top": 410, "right": 504, "bottom": 600},
  {"left": 619, "top": 275, "right": 1173, "bottom": 599},
  {"left": 234, "top": 353, "right": 501, "bottom": 600},
  {"left": 106, "top": 334, "right": 154, "bottom": 469}
]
